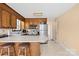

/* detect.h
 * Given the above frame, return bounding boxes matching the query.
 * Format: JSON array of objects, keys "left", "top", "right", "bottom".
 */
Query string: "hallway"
[{"left": 41, "top": 41, "right": 73, "bottom": 56}]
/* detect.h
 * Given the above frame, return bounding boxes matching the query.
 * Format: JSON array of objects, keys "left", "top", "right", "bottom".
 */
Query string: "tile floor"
[{"left": 40, "top": 40, "right": 73, "bottom": 56}]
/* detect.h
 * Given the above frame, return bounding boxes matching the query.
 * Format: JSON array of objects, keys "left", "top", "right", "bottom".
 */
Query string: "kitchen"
[
  {"left": 0, "top": 3, "right": 77, "bottom": 56},
  {"left": 0, "top": 3, "right": 48, "bottom": 56}
]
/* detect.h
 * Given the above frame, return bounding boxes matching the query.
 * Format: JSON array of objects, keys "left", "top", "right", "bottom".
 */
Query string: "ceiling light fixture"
[{"left": 33, "top": 11, "right": 43, "bottom": 16}]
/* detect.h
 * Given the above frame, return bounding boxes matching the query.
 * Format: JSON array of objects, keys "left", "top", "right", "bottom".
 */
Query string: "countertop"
[{"left": 0, "top": 34, "right": 48, "bottom": 43}]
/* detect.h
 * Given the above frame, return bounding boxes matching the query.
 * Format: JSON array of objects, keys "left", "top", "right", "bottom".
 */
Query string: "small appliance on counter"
[
  {"left": 27, "top": 29, "right": 39, "bottom": 35},
  {"left": 21, "top": 29, "right": 28, "bottom": 35}
]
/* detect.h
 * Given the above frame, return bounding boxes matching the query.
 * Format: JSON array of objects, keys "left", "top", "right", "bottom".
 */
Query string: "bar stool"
[
  {"left": 0, "top": 43, "right": 14, "bottom": 56},
  {"left": 17, "top": 43, "right": 29, "bottom": 56}
]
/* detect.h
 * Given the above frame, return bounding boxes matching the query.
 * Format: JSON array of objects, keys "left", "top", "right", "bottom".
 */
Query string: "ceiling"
[{"left": 7, "top": 3, "right": 76, "bottom": 19}]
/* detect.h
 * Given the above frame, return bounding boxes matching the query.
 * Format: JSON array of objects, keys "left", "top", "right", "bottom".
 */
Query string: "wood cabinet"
[
  {"left": 1, "top": 10, "right": 11, "bottom": 28},
  {"left": 0, "top": 4, "right": 25, "bottom": 29},
  {"left": 30, "top": 42, "right": 40, "bottom": 56},
  {"left": 24, "top": 19, "right": 30, "bottom": 28},
  {"left": 20, "top": 20, "right": 24, "bottom": 29},
  {"left": 10, "top": 14, "right": 17, "bottom": 28},
  {"left": 0, "top": 9, "right": 17, "bottom": 29},
  {"left": 24, "top": 18, "right": 47, "bottom": 29}
]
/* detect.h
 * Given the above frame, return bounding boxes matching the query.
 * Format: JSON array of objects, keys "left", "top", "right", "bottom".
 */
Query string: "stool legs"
[
  {"left": 24, "top": 48, "right": 26, "bottom": 56},
  {"left": 7, "top": 48, "right": 10, "bottom": 56},
  {"left": 0, "top": 48, "right": 10, "bottom": 56},
  {"left": 18, "top": 49, "right": 20, "bottom": 56},
  {"left": 0, "top": 49, "right": 3, "bottom": 56},
  {"left": 18, "top": 48, "right": 27, "bottom": 56}
]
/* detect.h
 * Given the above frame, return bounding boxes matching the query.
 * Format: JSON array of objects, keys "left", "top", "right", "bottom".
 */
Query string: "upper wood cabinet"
[
  {"left": 25, "top": 18, "right": 47, "bottom": 25},
  {"left": 24, "top": 18, "right": 47, "bottom": 29},
  {"left": 10, "top": 14, "right": 17, "bottom": 28},
  {"left": 0, "top": 4, "right": 25, "bottom": 29},
  {"left": 0, "top": 9, "right": 17, "bottom": 29},
  {"left": 1, "top": 10, "right": 11, "bottom": 28},
  {"left": 24, "top": 19, "right": 30, "bottom": 28},
  {"left": 20, "top": 20, "right": 24, "bottom": 29}
]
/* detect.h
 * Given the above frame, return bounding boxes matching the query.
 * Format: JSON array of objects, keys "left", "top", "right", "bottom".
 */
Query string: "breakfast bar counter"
[
  {"left": 0, "top": 34, "right": 48, "bottom": 42},
  {"left": 0, "top": 34, "right": 48, "bottom": 56}
]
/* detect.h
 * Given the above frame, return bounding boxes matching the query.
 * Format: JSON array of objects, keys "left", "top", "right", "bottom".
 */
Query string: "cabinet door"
[
  {"left": 20, "top": 21, "right": 24, "bottom": 29},
  {"left": 30, "top": 42, "right": 40, "bottom": 56},
  {"left": 25, "top": 19, "right": 30, "bottom": 28},
  {"left": 32, "top": 18, "right": 41, "bottom": 24},
  {"left": 1, "top": 10, "right": 10, "bottom": 28},
  {"left": 10, "top": 14, "right": 17, "bottom": 28}
]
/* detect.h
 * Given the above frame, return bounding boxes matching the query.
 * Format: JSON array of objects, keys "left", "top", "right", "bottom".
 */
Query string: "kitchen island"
[{"left": 0, "top": 34, "right": 48, "bottom": 56}]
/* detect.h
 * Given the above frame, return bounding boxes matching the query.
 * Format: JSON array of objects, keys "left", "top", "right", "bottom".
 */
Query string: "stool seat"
[
  {"left": 0, "top": 43, "right": 14, "bottom": 56},
  {"left": 19, "top": 43, "right": 29, "bottom": 47},
  {"left": 0, "top": 43, "right": 14, "bottom": 47}
]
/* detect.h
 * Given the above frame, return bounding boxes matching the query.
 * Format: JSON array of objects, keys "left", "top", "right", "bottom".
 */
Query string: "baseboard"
[{"left": 55, "top": 41, "right": 78, "bottom": 56}]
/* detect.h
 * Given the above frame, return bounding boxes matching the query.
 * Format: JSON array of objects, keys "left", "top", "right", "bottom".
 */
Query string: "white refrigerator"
[{"left": 39, "top": 23, "right": 48, "bottom": 36}]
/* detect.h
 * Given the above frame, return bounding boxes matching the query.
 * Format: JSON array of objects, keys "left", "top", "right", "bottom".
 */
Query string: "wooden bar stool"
[
  {"left": 0, "top": 43, "right": 14, "bottom": 56},
  {"left": 17, "top": 43, "right": 29, "bottom": 56}
]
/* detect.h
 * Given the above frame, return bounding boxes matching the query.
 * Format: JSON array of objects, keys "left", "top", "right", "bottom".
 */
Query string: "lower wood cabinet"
[{"left": 29, "top": 42, "right": 40, "bottom": 56}]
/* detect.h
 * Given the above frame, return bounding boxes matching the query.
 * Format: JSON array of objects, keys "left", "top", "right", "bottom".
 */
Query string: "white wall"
[{"left": 56, "top": 4, "right": 79, "bottom": 55}]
